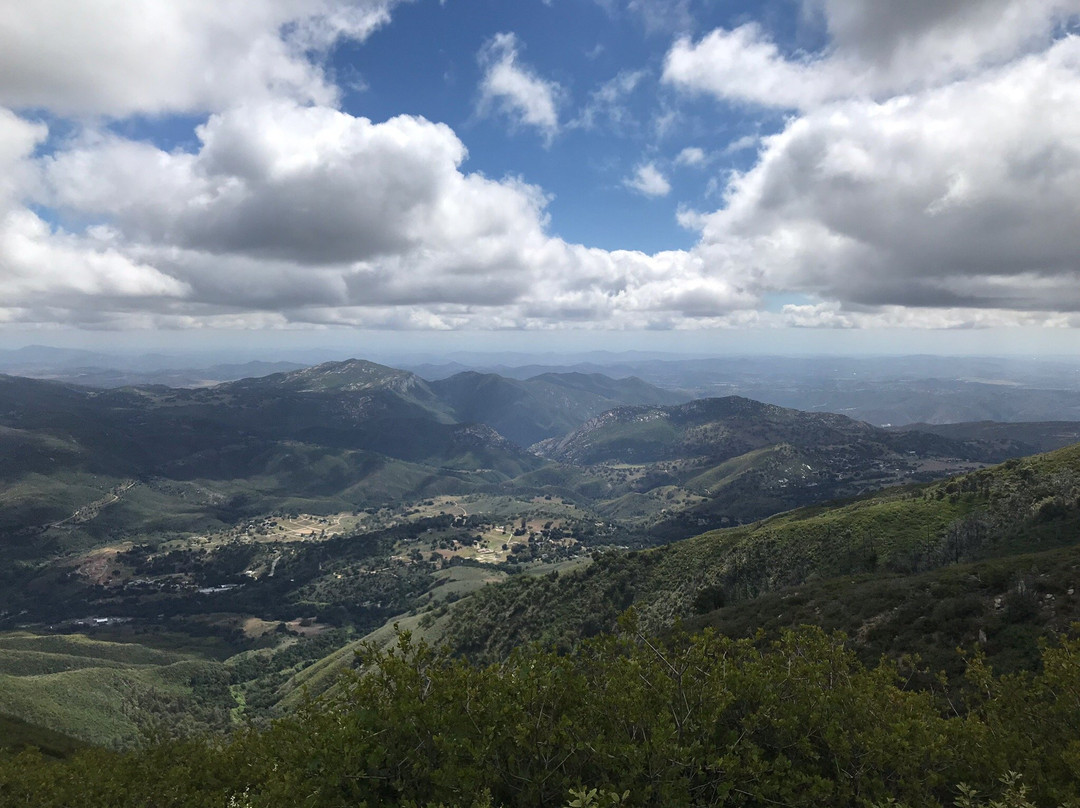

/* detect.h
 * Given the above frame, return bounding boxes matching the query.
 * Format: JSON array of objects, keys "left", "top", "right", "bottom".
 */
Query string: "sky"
[{"left": 2, "top": 0, "right": 1080, "bottom": 356}]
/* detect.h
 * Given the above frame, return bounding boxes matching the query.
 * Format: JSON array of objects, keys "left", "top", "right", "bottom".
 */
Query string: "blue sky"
[
  {"left": 2, "top": 0, "right": 1080, "bottom": 355},
  {"left": 326, "top": 0, "right": 775, "bottom": 253}
]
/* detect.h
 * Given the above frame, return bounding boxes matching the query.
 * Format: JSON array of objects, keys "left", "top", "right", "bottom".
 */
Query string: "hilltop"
[
  {"left": 532, "top": 396, "right": 1023, "bottom": 540},
  {"left": 431, "top": 370, "right": 686, "bottom": 446}
]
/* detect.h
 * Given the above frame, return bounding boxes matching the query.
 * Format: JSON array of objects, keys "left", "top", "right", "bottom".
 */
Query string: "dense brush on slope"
[
  {"left": 444, "top": 442, "right": 1080, "bottom": 662},
  {"left": 686, "top": 540, "right": 1080, "bottom": 679},
  {"left": 3, "top": 626, "right": 1080, "bottom": 807}
]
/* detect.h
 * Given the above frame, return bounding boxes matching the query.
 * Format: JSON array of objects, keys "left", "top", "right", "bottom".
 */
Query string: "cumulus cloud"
[
  {"left": 14, "top": 98, "right": 755, "bottom": 329},
  {"left": 44, "top": 104, "right": 479, "bottom": 265},
  {"left": 624, "top": 162, "right": 671, "bottom": 197},
  {"left": 0, "top": 0, "right": 754, "bottom": 336},
  {"left": 478, "top": 33, "right": 563, "bottom": 141},
  {"left": 808, "top": 0, "right": 1078, "bottom": 77},
  {"left": 664, "top": 24, "right": 844, "bottom": 110},
  {"left": 675, "top": 146, "right": 707, "bottom": 166},
  {"left": 0, "top": 109, "right": 46, "bottom": 206},
  {"left": 0, "top": 110, "right": 191, "bottom": 319},
  {"left": 40, "top": 103, "right": 550, "bottom": 307},
  {"left": 4, "top": 0, "right": 1080, "bottom": 335},
  {"left": 0, "top": 117, "right": 192, "bottom": 324},
  {"left": 639, "top": 0, "right": 1080, "bottom": 328},
  {"left": 0, "top": 0, "right": 408, "bottom": 117},
  {"left": 1, "top": 211, "right": 190, "bottom": 302},
  {"left": 685, "top": 37, "right": 1080, "bottom": 314},
  {"left": 663, "top": 0, "right": 1080, "bottom": 109}
]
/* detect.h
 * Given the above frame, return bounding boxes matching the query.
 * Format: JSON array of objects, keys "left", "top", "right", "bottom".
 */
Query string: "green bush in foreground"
[{"left": 2, "top": 623, "right": 1079, "bottom": 807}]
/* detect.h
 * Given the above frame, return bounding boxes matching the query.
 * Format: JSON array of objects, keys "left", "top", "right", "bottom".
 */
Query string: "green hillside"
[
  {"left": 528, "top": 396, "right": 1033, "bottom": 541},
  {"left": 444, "top": 441, "right": 1080, "bottom": 662},
  {"left": 3, "top": 625, "right": 1080, "bottom": 807},
  {"left": 686, "top": 540, "right": 1080, "bottom": 679},
  {"left": 0, "top": 715, "right": 83, "bottom": 758},
  {"left": 0, "top": 368, "right": 547, "bottom": 551},
  {"left": 0, "top": 633, "right": 231, "bottom": 748},
  {"left": 0, "top": 363, "right": 693, "bottom": 552}
]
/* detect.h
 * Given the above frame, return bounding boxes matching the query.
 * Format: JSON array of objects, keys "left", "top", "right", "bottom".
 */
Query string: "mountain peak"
[{"left": 233, "top": 358, "right": 429, "bottom": 395}]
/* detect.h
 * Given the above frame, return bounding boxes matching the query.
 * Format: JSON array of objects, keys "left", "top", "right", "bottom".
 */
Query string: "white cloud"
[
  {"left": 664, "top": 24, "right": 843, "bottom": 110},
  {"left": 0, "top": 0, "right": 759, "bottom": 336},
  {"left": 777, "top": 302, "right": 1075, "bottom": 330},
  {"left": 0, "top": 108, "right": 189, "bottom": 319},
  {"left": 663, "top": 0, "right": 1080, "bottom": 110},
  {"left": 644, "top": 1, "right": 1080, "bottom": 329},
  {"left": 3, "top": 0, "right": 1080, "bottom": 335},
  {"left": 685, "top": 37, "right": 1080, "bottom": 314},
  {"left": 808, "top": 0, "right": 1079, "bottom": 78},
  {"left": 20, "top": 99, "right": 759, "bottom": 329},
  {"left": 723, "top": 135, "right": 758, "bottom": 155},
  {"left": 1, "top": 210, "right": 191, "bottom": 302},
  {"left": 0, "top": 0, "right": 406, "bottom": 117},
  {"left": 42, "top": 102, "right": 552, "bottom": 305},
  {"left": 675, "top": 146, "right": 707, "bottom": 166},
  {"left": 624, "top": 162, "right": 671, "bottom": 197},
  {"left": 44, "top": 104, "right": 478, "bottom": 265},
  {"left": 478, "top": 33, "right": 563, "bottom": 141},
  {"left": 0, "top": 109, "right": 46, "bottom": 206}
]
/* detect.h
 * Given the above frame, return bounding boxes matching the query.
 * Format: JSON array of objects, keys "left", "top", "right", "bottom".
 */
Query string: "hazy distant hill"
[
  {"left": 0, "top": 360, "right": 688, "bottom": 540},
  {"left": 229, "top": 358, "right": 438, "bottom": 397},
  {"left": 535, "top": 396, "right": 1016, "bottom": 466},
  {"left": 409, "top": 355, "right": 1080, "bottom": 426},
  {"left": 890, "top": 420, "right": 1080, "bottom": 454},
  {"left": 223, "top": 359, "right": 688, "bottom": 446},
  {"left": 0, "top": 346, "right": 306, "bottom": 388},
  {"left": 430, "top": 370, "right": 686, "bottom": 446},
  {"left": 531, "top": 396, "right": 1029, "bottom": 539}
]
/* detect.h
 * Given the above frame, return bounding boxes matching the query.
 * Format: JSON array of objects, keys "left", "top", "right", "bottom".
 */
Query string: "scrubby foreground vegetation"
[{"left": 2, "top": 624, "right": 1079, "bottom": 808}]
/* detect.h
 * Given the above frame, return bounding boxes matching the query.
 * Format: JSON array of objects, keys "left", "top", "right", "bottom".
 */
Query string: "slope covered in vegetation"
[
  {"left": 444, "top": 443, "right": 1080, "bottom": 662},
  {"left": 2, "top": 626, "right": 1079, "bottom": 807}
]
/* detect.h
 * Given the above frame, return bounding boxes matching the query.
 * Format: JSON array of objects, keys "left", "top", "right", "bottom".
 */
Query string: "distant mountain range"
[
  {"left": 534, "top": 396, "right": 1013, "bottom": 465},
  {"left": 0, "top": 360, "right": 686, "bottom": 539},
  {"left": 10, "top": 347, "right": 1080, "bottom": 426},
  {"left": 408, "top": 355, "right": 1080, "bottom": 426},
  {"left": 4, "top": 359, "right": 1080, "bottom": 544},
  {"left": 530, "top": 395, "right": 1074, "bottom": 540}
]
